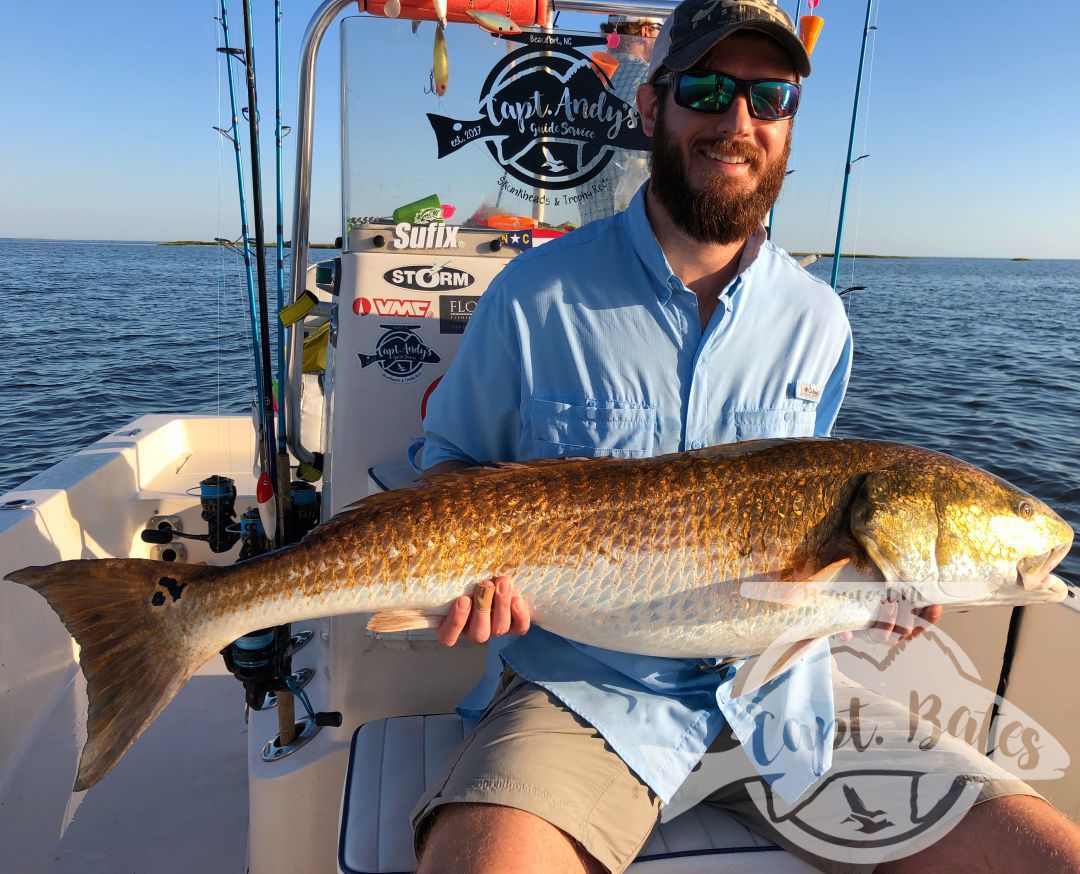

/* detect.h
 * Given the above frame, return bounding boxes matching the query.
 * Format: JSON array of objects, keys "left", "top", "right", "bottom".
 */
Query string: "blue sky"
[{"left": 2, "top": 0, "right": 1078, "bottom": 258}]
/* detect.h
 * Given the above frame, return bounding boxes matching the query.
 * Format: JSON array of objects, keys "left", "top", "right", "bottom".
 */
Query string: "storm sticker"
[{"left": 384, "top": 264, "right": 476, "bottom": 291}]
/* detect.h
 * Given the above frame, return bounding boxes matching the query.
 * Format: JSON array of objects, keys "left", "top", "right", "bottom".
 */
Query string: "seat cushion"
[{"left": 339, "top": 715, "right": 801, "bottom": 874}]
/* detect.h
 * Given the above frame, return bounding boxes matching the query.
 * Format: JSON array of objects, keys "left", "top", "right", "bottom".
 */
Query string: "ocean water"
[
  {"left": 0, "top": 238, "right": 314, "bottom": 488},
  {"left": 1, "top": 239, "right": 1077, "bottom": 584}
]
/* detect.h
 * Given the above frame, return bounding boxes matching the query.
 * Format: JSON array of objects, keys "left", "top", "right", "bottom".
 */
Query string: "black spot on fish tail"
[
  {"left": 158, "top": 577, "right": 187, "bottom": 602},
  {"left": 151, "top": 592, "right": 166, "bottom": 607}
]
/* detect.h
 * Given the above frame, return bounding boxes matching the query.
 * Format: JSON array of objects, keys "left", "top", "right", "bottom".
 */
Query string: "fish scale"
[{"left": 5, "top": 438, "right": 1073, "bottom": 790}]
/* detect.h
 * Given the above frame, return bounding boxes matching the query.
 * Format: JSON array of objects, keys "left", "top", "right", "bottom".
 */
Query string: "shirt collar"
[
  {"left": 736, "top": 224, "right": 767, "bottom": 275},
  {"left": 621, "top": 183, "right": 768, "bottom": 304},
  {"left": 622, "top": 183, "right": 677, "bottom": 301}
]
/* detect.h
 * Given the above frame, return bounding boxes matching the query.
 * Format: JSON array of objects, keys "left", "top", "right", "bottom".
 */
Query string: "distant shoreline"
[
  {"left": 1, "top": 240, "right": 1063, "bottom": 259},
  {"left": 790, "top": 252, "right": 910, "bottom": 259},
  {"left": 160, "top": 240, "right": 338, "bottom": 249},
  {"left": 157, "top": 241, "right": 912, "bottom": 258}
]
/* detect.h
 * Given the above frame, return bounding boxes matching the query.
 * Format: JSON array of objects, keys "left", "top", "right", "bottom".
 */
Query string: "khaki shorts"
[{"left": 411, "top": 669, "right": 1042, "bottom": 873}]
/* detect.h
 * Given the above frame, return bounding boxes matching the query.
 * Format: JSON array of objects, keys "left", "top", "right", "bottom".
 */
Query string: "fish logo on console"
[
  {"left": 359, "top": 325, "right": 442, "bottom": 383},
  {"left": 426, "top": 31, "right": 650, "bottom": 191}
]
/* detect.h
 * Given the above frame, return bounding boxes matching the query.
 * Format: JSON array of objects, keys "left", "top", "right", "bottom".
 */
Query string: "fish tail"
[{"left": 5, "top": 559, "right": 225, "bottom": 791}]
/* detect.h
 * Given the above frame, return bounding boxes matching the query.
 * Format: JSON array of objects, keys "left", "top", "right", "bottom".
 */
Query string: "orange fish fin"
[
  {"left": 4, "top": 559, "right": 226, "bottom": 790},
  {"left": 336, "top": 457, "right": 604, "bottom": 514},
  {"left": 417, "top": 458, "right": 588, "bottom": 485},
  {"left": 809, "top": 557, "right": 852, "bottom": 583},
  {"left": 367, "top": 609, "right": 445, "bottom": 633},
  {"left": 778, "top": 557, "right": 853, "bottom": 608},
  {"left": 731, "top": 637, "right": 827, "bottom": 698}
]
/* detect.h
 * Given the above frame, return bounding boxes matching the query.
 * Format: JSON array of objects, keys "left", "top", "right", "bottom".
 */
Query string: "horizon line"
[{"left": 2, "top": 237, "right": 1078, "bottom": 261}]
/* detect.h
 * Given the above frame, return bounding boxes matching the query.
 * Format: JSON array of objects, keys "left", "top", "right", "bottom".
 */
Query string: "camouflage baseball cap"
[{"left": 646, "top": 0, "right": 811, "bottom": 82}]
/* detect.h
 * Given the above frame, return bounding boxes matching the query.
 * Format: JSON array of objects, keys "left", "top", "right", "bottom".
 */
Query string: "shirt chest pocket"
[
  {"left": 734, "top": 406, "right": 817, "bottom": 441},
  {"left": 529, "top": 398, "right": 656, "bottom": 458}
]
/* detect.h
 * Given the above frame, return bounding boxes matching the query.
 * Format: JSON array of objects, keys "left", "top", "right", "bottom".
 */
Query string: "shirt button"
[
  {"left": 690, "top": 440, "right": 702, "bottom": 449},
  {"left": 784, "top": 412, "right": 794, "bottom": 422}
]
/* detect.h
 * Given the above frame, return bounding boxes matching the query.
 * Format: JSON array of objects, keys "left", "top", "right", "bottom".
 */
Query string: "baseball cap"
[{"left": 646, "top": 0, "right": 811, "bottom": 82}]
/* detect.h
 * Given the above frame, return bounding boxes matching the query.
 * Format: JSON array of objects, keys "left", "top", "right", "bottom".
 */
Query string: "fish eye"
[{"left": 1018, "top": 501, "right": 1034, "bottom": 519}]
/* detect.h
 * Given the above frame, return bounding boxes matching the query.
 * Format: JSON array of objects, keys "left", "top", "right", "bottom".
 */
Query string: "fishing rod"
[
  {"left": 240, "top": 0, "right": 285, "bottom": 548},
  {"left": 767, "top": 0, "right": 822, "bottom": 241},
  {"left": 274, "top": 0, "right": 293, "bottom": 517},
  {"left": 829, "top": 0, "right": 875, "bottom": 290},
  {"left": 238, "top": 0, "right": 306, "bottom": 752},
  {"left": 214, "top": 0, "right": 330, "bottom": 756},
  {"left": 766, "top": 0, "right": 803, "bottom": 239},
  {"left": 215, "top": 0, "right": 267, "bottom": 478}
]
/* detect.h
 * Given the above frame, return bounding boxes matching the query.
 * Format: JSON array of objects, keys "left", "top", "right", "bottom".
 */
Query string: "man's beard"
[{"left": 648, "top": 97, "right": 792, "bottom": 244}]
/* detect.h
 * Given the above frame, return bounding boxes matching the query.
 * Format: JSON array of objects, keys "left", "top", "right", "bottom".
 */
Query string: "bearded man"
[{"left": 409, "top": 1, "right": 1080, "bottom": 871}]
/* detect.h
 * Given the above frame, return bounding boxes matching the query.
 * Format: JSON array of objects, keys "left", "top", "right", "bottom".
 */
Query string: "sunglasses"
[{"left": 654, "top": 70, "right": 801, "bottom": 121}]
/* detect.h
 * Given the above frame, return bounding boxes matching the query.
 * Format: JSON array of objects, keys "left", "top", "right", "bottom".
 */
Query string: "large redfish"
[{"left": 5, "top": 439, "right": 1073, "bottom": 790}]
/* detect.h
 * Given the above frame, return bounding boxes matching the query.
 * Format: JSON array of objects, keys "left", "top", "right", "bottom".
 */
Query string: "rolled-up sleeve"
[{"left": 420, "top": 283, "right": 523, "bottom": 470}]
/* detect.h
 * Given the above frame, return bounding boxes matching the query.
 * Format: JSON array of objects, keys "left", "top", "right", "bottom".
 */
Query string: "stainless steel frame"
[{"left": 286, "top": 0, "right": 680, "bottom": 465}]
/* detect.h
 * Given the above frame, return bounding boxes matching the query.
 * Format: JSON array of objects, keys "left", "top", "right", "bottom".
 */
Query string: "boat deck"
[{"left": 3, "top": 660, "right": 248, "bottom": 874}]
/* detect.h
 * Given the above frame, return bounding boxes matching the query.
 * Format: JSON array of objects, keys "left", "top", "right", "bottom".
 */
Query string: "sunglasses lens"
[
  {"left": 750, "top": 82, "right": 799, "bottom": 120},
  {"left": 670, "top": 72, "right": 799, "bottom": 120},
  {"left": 677, "top": 71, "right": 736, "bottom": 112}
]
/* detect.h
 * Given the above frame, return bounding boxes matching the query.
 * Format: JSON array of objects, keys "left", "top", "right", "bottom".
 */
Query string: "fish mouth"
[{"left": 1017, "top": 542, "right": 1072, "bottom": 591}]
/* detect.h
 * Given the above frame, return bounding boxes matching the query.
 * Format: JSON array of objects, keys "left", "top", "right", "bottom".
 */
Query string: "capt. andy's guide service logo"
[
  {"left": 427, "top": 31, "right": 650, "bottom": 191},
  {"left": 359, "top": 325, "right": 441, "bottom": 384}
]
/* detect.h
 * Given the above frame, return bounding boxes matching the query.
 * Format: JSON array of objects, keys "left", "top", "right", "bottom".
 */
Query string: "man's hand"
[
  {"left": 436, "top": 575, "right": 531, "bottom": 647},
  {"left": 833, "top": 594, "right": 942, "bottom": 648}
]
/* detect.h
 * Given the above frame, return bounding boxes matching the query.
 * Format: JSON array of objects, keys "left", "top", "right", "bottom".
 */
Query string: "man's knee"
[
  {"left": 879, "top": 794, "right": 1080, "bottom": 873},
  {"left": 416, "top": 802, "right": 605, "bottom": 874}
]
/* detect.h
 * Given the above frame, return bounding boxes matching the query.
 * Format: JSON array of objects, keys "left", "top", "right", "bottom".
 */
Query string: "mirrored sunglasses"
[{"left": 655, "top": 70, "right": 801, "bottom": 121}]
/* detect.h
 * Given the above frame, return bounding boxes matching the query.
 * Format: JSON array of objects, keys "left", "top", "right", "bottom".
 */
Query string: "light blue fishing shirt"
[{"left": 420, "top": 184, "right": 853, "bottom": 804}]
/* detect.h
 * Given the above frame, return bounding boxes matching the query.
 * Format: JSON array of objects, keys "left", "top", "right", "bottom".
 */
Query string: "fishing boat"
[{"left": 2, "top": 1, "right": 1077, "bottom": 872}]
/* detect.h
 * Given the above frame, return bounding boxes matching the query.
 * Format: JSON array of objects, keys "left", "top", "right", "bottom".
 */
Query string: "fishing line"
[
  {"left": 768, "top": 0, "right": 807, "bottom": 243},
  {"left": 845, "top": 0, "right": 882, "bottom": 313},
  {"left": 273, "top": 0, "right": 289, "bottom": 488},
  {"left": 285, "top": 673, "right": 316, "bottom": 721},
  {"left": 216, "top": 0, "right": 225, "bottom": 433},
  {"left": 818, "top": 166, "right": 842, "bottom": 259},
  {"left": 829, "top": 0, "right": 876, "bottom": 299},
  {"left": 217, "top": 0, "right": 259, "bottom": 471}
]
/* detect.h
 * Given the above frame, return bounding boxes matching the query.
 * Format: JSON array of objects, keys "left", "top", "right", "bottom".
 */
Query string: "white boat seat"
[{"left": 338, "top": 715, "right": 807, "bottom": 874}]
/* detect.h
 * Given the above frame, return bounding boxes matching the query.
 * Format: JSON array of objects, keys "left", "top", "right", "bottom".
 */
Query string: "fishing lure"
[{"left": 466, "top": 9, "right": 521, "bottom": 33}]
